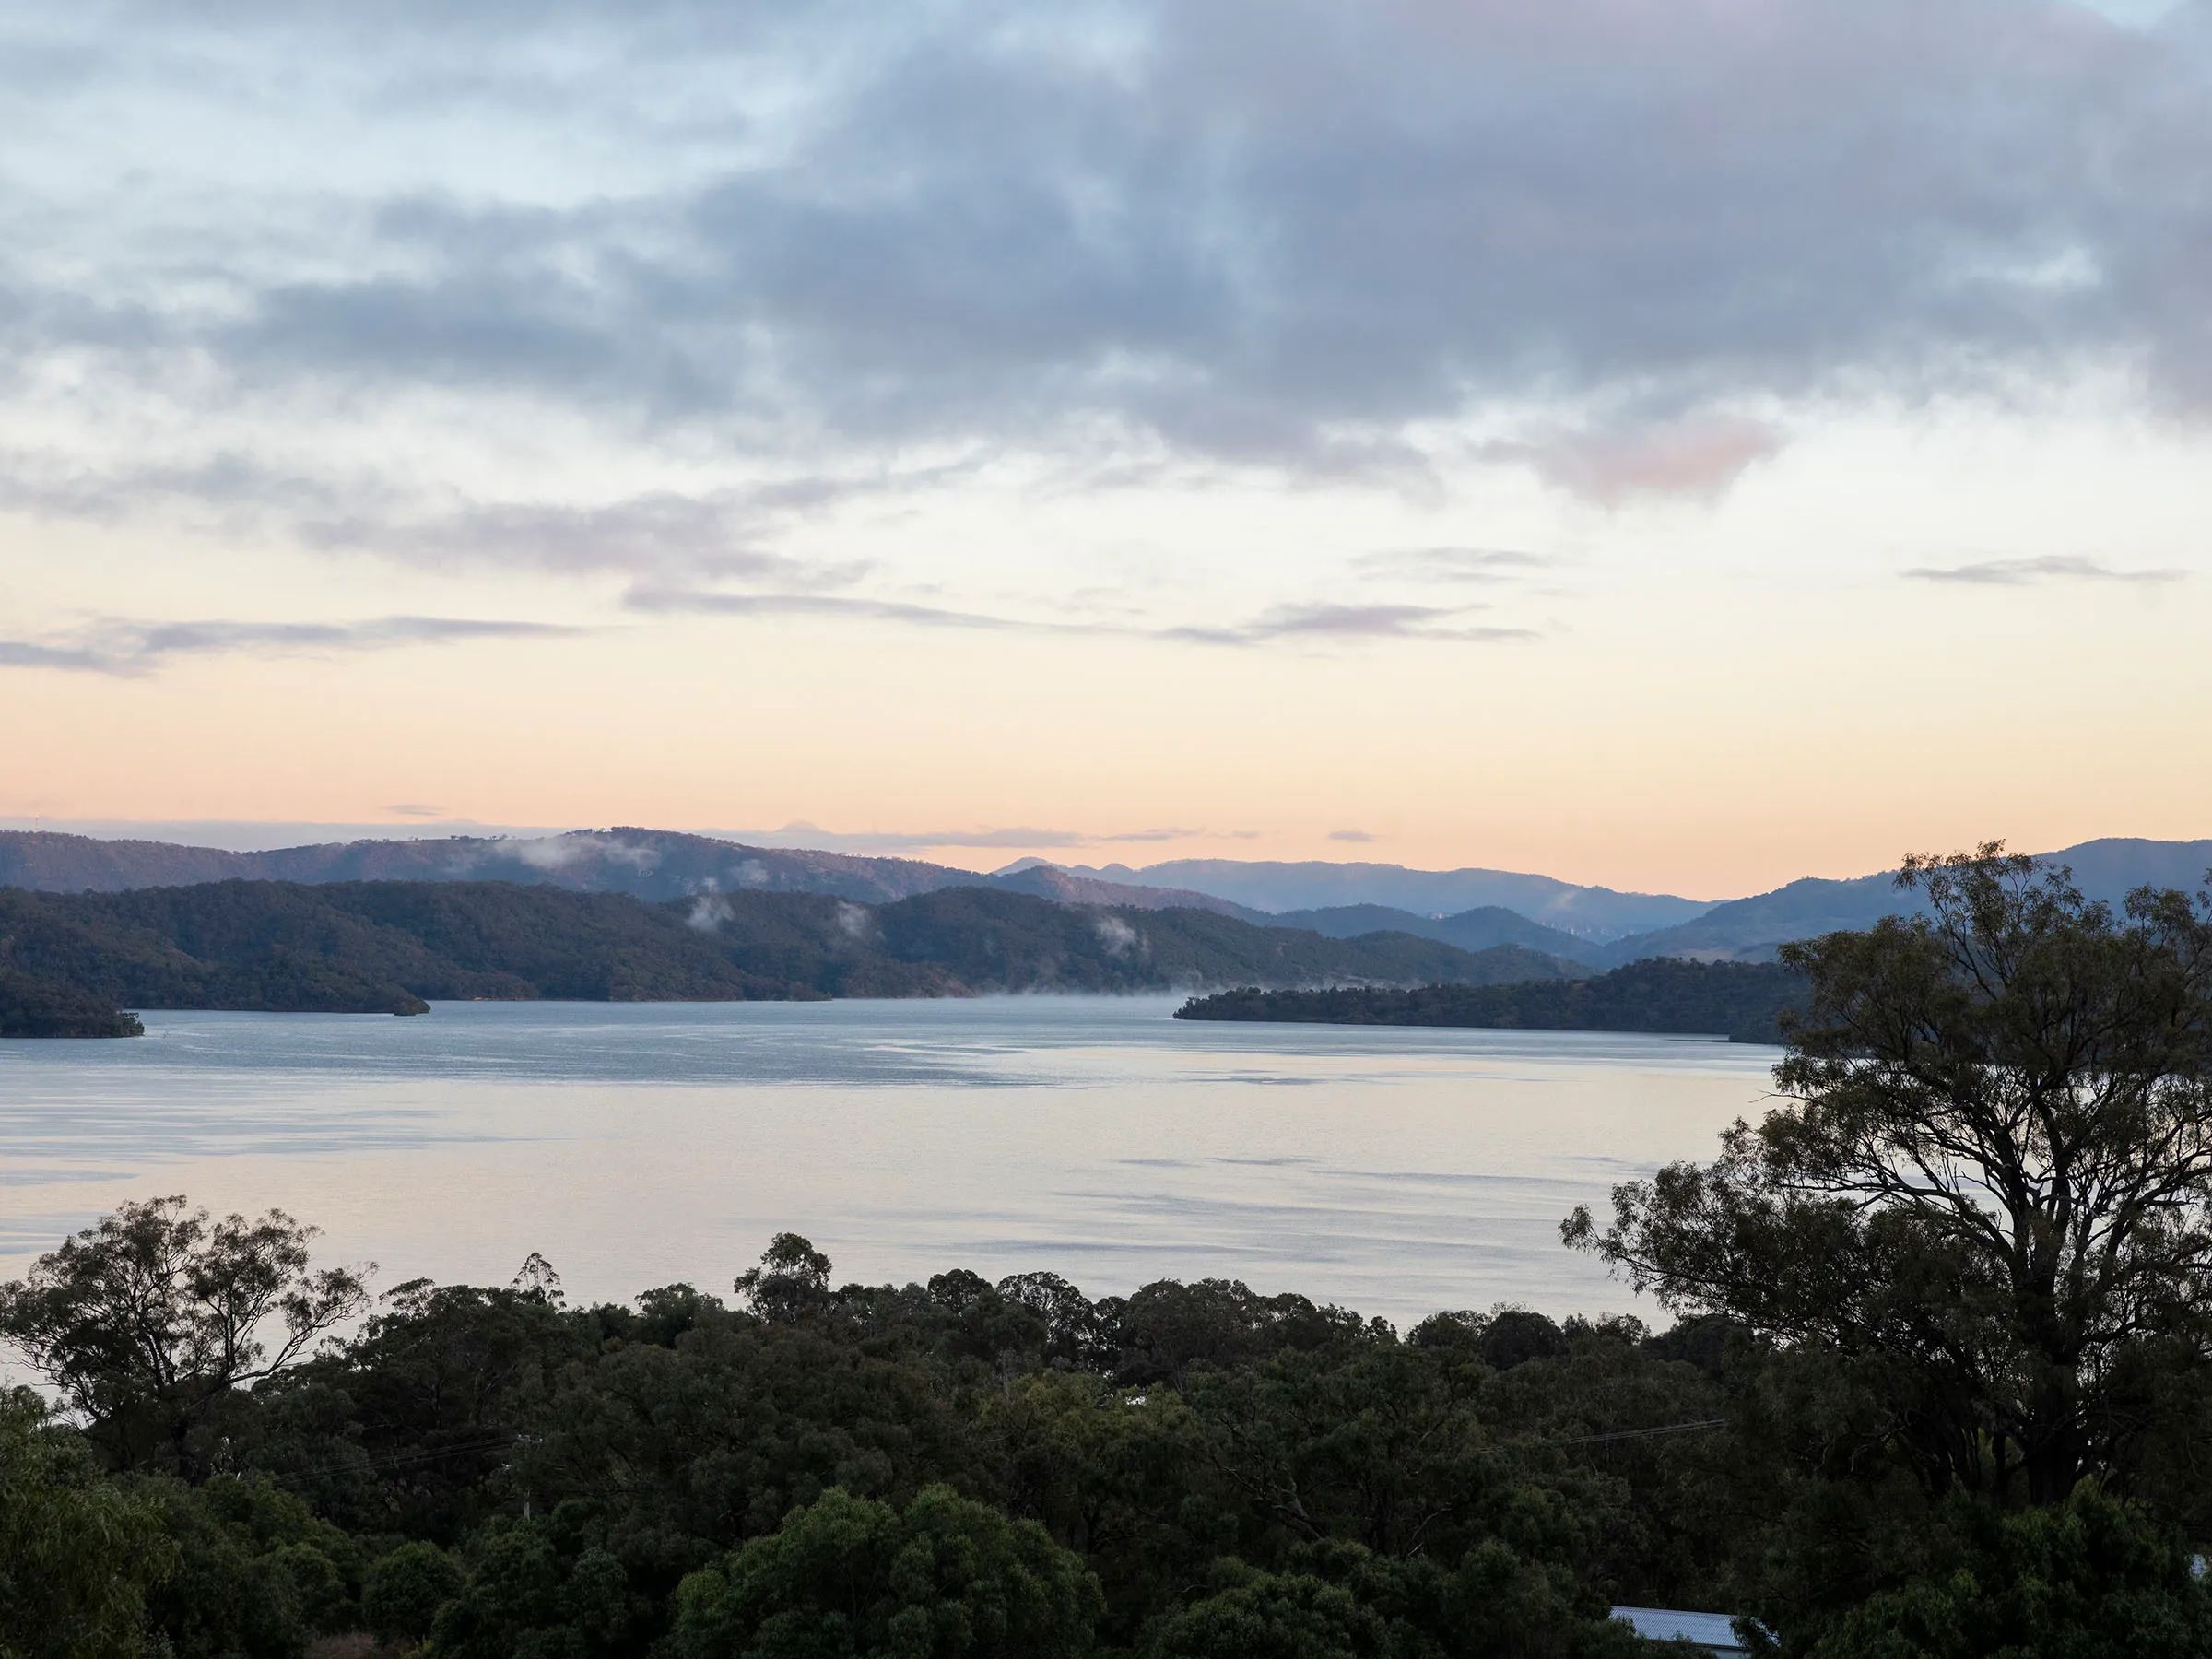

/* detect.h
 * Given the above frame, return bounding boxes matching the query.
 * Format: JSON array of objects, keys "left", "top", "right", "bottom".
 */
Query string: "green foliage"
[
  {"left": 0, "top": 967, "right": 140, "bottom": 1038},
  {"left": 260, "top": 1273, "right": 589, "bottom": 1540},
  {"left": 665, "top": 1484, "right": 1103, "bottom": 1659},
  {"left": 735, "top": 1236, "right": 835, "bottom": 1324},
  {"left": 1138, "top": 1543, "right": 1649, "bottom": 1659},
  {"left": 1178, "top": 959, "right": 1804, "bottom": 1043},
  {"left": 1571, "top": 847, "right": 2212, "bottom": 1509},
  {"left": 0, "top": 1196, "right": 369, "bottom": 1475},
  {"left": 424, "top": 1512, "right": 654, "bottom": 1659},
  {"left": 18, "top": 1140, "right": 2212, "bottom": 1659},
  {"left": 1142, "top": 1559, "right": 1394, "bottom": 1658},
  {"left": 130, "top": 1475, "right": 360, "bottom": 1659},
  {"left": 0, "top": 1390, "right": 172, "bottom": 1659},
  {"left": 364, "top": 1541, "right": 465, "bottom": 1647},
  {"left": 1788, "top": 1489, "right": 2212, "bottom": 1659}
]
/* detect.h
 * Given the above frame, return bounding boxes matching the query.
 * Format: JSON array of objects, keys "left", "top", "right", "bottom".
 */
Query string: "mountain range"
[
  {"left": 4, "top": 829, "right": 2207, "bottom": 971},
  {"left": 0, "top": 829, "right": 1258, "bottom": 918},
  {"left": 1023, "top": 857, "right": 1708, "bottom": 940},
  {"left": 0, "top": 880, "right": 1581, "bottom": 1018},
  {"left": 1593, "top": 838, "right": 2212, "bottom": 964}
]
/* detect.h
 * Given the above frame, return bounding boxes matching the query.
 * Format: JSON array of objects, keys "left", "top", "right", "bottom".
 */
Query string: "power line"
[{"left": 1554, "top": 1418, "right": 1726, "bottom": 1447}]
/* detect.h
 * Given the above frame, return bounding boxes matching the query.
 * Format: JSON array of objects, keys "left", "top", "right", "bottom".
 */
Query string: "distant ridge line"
[{"left": 4, "top": 829, "right": 2206, "bottom": 969}]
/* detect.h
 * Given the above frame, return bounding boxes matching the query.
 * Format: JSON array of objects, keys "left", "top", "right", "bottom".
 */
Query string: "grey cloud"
[
  {"left": 0, "top": 615, "right": 584, "bottom": 677},
  {"left": 0, "top": 442, "right": 887, "bottom": 583},
  {"left": 629, "top": 585, "right": 1534, "bottom": 646},
  {"left": 300, "top": 491, "right": 866, "bottom": 582},
  {"left": 1480, "top": 418, "right": 1786, "bottom": 505},
  {"left": 1356, "top": 547, "right": 1550, "bottom": 583},
  {"left": 1164, "top": 604, "right": 1535, "bottom": 646},
  {"left": 1902, "top": 555, "right": 2188, "bottom": 585},
  {"left": 624, "top": 587, "right": 1096, "bottom": 634},
  {"left": 1328, "top": 829, "right": 1377, "bottom": 843},
  {"left": 384, "top": 803, "right": 447, "bottom": 818},
  {"left": 0, "top": 449, "right": 354, "bottom": 531},
  {"left": 6, "top": 0, "right": 2212, "bottom": 514}
]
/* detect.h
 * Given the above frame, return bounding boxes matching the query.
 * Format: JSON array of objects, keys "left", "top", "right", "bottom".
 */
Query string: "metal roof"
[{"left": 1610, "top": 1606, "right": 1748, "bottom": 1652}]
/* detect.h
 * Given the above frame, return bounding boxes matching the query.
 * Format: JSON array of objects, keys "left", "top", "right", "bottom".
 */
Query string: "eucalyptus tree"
[
  {"left": 0, "top": 1196, "right": 369, "bottom": 1474},
  {"left": 1569, "top": 845, "right": 2212, "bottom": 1506}
]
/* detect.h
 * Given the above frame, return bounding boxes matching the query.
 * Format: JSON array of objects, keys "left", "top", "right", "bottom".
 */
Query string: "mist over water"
[{"left": 0, "top": 998, "right": 1776, "bottom": 1328}]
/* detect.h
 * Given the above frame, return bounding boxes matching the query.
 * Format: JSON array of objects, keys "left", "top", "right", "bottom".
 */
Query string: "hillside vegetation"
[
  {"left": 0, "top": 880, "right": 1583, "bottom": 1022},
  {"left": 0, "top": 967, "right": 146, "bottom": 1037},
  {"left": 1177, "top": 958, "right": 1806, "bottom": 1042},
  {"left": 1268, "top": 901, "right": 1606, "bottom": 963}
]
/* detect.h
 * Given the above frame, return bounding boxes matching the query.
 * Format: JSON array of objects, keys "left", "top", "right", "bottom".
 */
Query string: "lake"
[{"left": 0, "top": 996, "right": 1781, "bottom": 1330}]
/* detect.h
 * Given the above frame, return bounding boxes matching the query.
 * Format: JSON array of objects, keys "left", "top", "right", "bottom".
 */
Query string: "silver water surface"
[{"left": 0, "top": 997, "right": 1779, "bottom": 1326}]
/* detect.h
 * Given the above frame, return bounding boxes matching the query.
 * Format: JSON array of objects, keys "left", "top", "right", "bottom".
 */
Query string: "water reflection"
[{"left": 0, "top": 997, "right": 1778, "bottom": 1326}]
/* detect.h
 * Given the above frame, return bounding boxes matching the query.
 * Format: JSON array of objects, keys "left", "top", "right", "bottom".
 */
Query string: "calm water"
[{"left": 0, "top": 997, "right": 1780, "bottom": 1328}]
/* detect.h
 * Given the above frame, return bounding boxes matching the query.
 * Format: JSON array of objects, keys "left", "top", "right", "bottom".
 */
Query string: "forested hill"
[
  {"left": 1176, "top": 959, "right": 1806, "bottom": 1043},
  {"left": 0, "top": 880, "right": 1585, "bottom": 1024},
  {"left": 0, "top": 967, "right": 145, "bottom": 1037},
  {"left": 0, "top": 828, "right": 1259, "bottom": 919}
]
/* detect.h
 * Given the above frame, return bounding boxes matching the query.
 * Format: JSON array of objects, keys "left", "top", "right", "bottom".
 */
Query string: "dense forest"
[
  {"left": 6, "top": 1212, "right": 1739, "bottom": 1659},
  {"left": 0, "top": 880, "right": 1583, "bottom": 1027},
  {"left": 0, "top": 964, "right": 145, "bottom": 1037},
  {"left": 1176, "top": 960, "right": 1806, "bottom": 1044}
]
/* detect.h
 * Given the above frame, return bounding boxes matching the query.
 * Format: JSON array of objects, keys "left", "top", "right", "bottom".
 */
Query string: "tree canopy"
[
  {"left": 0, "top": 1197, "right": 370, "bottom": 1474},
  {"left": 1569, "top": 845, "right": 2212, "bottom": 1507}
]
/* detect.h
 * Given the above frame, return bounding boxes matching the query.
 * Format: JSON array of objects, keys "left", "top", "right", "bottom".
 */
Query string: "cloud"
[
  {"left": 624, "top": 588, "right": 1097, "bottom": 635},
  {"left": 1483, "top": 418, "right": 1786, "bottom": 505},
  {"left": 1356, "top": 547, "right": 1550, "bottom": 583},
  {"left": 1328, "top": 829, "right": 1377, "bottom": 842},
  {"left": 0, "top": 616, "right": 585, "bottom": 677},
  {"left": 6, "top": 0, "right": 2212, "bottom": 539},
  {"left": 384, "top": 803, "right": 446, "bottom": 818},
  {"left": 511, "top": 831, "right": 662, "bottom": 872},
  {"left": 297, "top": 482, "right": 924, "bottom": 580},
  {"left": 1163, "top": 604, "right": 1535, "bottom": 646},
  {"left": 1093, "top": 915, "right": 1142, "bottom": 958},
  {"left": 686, "top": 893, "right": 734, "bottom": 932},
  {"left": 629, "top": 587, "right": 1535, "bottom": 647},
  {"left": 1902, "top": 555, "right": 2188, "bottom": 585},
  {"left": 303, "top": 497, "right": 797, "bottom": 580}
]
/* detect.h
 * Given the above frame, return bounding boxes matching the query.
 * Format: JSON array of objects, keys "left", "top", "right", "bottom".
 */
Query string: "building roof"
[{"left": 1609, "top": 1606, "right": 1748, "bottom": 1652}]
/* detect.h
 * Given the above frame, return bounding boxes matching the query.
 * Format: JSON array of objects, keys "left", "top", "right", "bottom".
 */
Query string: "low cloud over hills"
[
  {"left": 0, "top": 828, "right": 1257, "bottom": 919},
  {"left": 5, "top": 828, "right": 2207, "bottom": 975}
]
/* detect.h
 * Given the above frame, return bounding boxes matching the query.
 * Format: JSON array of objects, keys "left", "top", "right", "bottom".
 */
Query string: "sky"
[{"left": 3, "top": 0, "right": 2210, "bottom": 899}]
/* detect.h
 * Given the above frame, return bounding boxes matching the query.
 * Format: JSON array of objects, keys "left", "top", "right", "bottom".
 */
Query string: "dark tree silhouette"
[
  {"left": 0, "top": 1195, "right": 370, "bottom": 1473},
  {"left": 1570, "top": 844, "right": 2212, "bottom": 1505}
]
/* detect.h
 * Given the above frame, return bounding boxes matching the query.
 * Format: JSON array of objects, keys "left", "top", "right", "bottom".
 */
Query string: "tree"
[
  {"left": 735, "top": 1234, "right": 833, "bottom": 1324},
  {"left": 1568, "top": 846, "right": 2212, "bottom": 1507},
  {"left": 995, "top": 1272, "right": 1111, "bottom": 1371},
  {"left": 665, "top": 1484, "right": 1102, "bottom": 1659},
  {"left": 0, "top": 1388, "right": 174, "bottom": 1659},
  {"left": 0, "top": 1196, "right": 371, "bottom": 1473},
  {"left": 1790, "top": 1488, "right": 2212, "bottom": 1658},
  {"left": 1138, "top": 1544, "right": 1648, "bottom": 1659},
  {"left": 1139, "top": 1559, "right": 1392, "bottom": 1658},
  {"left": 363, "top": 1542, "right": 465, "bottom": 1649}
]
